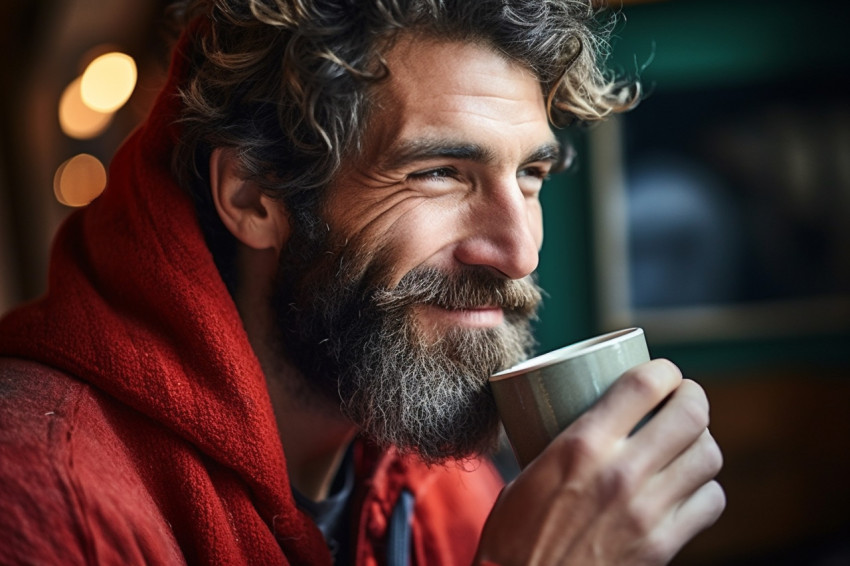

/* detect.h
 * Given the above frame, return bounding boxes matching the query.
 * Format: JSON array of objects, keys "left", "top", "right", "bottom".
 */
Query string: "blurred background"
[{"left": 0, "top": 0, "right": 848, "bottom": 564}]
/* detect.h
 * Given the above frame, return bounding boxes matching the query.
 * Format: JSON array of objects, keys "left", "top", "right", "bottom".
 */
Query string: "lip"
[{"left": 417, "top": 304, "right": 505, "bottom": 329}]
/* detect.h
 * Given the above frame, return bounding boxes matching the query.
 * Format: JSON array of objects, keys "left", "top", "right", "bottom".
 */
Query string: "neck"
[
  {"left": 265, "top": 373, "right": 357, "bottom": 500},
  {"left": 234, "top": 245, "right": 357, "bottom": 500}
]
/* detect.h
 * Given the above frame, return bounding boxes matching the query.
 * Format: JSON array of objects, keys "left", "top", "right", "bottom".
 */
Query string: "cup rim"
[{"left": 490, "top": 327, "right": 643, "bottom": 382}]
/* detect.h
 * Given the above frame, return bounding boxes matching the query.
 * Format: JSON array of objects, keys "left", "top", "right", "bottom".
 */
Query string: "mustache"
[{"left": 371, "top": 266, "right": 542, "bottom": 318}]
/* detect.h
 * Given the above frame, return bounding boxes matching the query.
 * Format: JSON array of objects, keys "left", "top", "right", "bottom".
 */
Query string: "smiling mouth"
[{"left": 417, "top": 304, "right": 505, "bottom": 329}]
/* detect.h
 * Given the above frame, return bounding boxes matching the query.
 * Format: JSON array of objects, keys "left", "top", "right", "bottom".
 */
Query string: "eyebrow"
[
  {"left": 380, "top": 138, "right": 562, "bottom": 171},
  {"left": 524, "top": 142, "right": 562, "bottom": 166}
]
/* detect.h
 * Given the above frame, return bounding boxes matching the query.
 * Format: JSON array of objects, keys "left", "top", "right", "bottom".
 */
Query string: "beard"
[{"left": 271, "top": 229, "right": 542, "bottom": 464}]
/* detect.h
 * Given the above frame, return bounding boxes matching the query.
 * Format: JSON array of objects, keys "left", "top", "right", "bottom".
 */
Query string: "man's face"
[{"left": 272, "top": 37, "right": 557, "bottom": 462}]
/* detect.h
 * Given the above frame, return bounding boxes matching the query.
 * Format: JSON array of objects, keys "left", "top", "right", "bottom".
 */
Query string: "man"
[{"left": 0, "top": 0, "right": 724, "bottom": 564}]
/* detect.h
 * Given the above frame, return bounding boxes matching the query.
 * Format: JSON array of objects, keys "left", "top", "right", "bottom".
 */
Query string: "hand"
[{"left": 476, "top": 359, "right": 725, "bottom": 565}]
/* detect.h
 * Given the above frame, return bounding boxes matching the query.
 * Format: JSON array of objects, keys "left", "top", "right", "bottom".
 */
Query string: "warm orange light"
[
  {"left": 59, "top": 76, "right": 114, "bottom": 139},
  {"left": 53, "top": 154, "right": 108, "bottom": 207},
  {"left": 80, "top": 52, "right": 137, "bottom": 113}
]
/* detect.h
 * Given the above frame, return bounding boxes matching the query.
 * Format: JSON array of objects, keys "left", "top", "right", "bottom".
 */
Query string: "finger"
[
  {"left": 648, "top": 480, "right": 727, "bottom": 563},
  {"left": 577, "top": 359, "right": 683, "bottom": 440},
  {"left": 639, "top": 429, "right": 723, "bottom": 514},
  {"left": 625, "top": 378, "right": 711, "bottom": 475}
]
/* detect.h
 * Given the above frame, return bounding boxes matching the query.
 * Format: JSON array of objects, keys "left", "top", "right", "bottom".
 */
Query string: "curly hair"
[{"left": 167, "top": 0, "right": 637, "bottom": 288}]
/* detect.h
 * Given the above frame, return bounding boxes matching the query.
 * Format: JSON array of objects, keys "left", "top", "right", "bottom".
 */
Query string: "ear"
[{"left": 209, "top": 147, "right": 290, "bottom": 252}]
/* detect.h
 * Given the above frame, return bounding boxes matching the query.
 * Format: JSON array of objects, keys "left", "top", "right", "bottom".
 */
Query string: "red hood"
[{"left": 0, "top": 24, "right": 329, "bottom": 565}]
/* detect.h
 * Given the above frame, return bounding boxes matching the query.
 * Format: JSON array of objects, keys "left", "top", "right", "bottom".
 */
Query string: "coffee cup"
[{"left": 489, "top": 327, "right": 649, "bottom": 469}]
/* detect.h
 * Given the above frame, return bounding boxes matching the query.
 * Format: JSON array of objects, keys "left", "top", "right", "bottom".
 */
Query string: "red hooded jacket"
[{"left": 0, "top": 25, "right": 503, "bottom": 566}]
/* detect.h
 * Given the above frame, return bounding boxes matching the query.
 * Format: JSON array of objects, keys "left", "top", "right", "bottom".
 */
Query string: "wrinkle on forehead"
[
  {"left": 357, "top": 35, "right": 552, "bottom": 164},
  {"left": 402, "top": 49, "right": 528, "bottom": 101},
  {"left": 385, "top": 36, "right": 541, "bottom": 103}
]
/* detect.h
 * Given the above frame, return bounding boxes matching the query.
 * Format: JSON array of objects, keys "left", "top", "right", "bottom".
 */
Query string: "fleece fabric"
[{"left": 0, "top": 22, "right": 503, "bottom": 566}]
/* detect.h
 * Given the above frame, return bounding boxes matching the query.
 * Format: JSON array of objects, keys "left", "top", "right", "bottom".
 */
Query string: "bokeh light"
[
  {"left": 80, "top": 52, "right": 137, "bottom": 113},
  {"left": 59, "top": 76, "right": 113, "bottom": 139},
  {"left": 53, "top": 154, "right": 107, "bottom": 207}
]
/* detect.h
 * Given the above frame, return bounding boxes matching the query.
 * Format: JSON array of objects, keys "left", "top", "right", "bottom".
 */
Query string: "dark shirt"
[{"left": 292, "top": 447, "right": 355, "bottom": 565}]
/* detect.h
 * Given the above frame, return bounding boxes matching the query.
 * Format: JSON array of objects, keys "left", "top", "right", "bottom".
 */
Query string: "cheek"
[{"left": 367, "top": 204, "right": 464, "bottom": 287}]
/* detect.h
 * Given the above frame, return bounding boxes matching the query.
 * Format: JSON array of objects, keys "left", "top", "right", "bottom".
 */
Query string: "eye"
[
  {"left": 407, "top": 166, "right": 458, "bottom": 182},
  {"left": 518, "top": 166, "right": 550, "bottom": 181},
  {"left": 517, "top": 165, "right": 551, "bottom": 196}
]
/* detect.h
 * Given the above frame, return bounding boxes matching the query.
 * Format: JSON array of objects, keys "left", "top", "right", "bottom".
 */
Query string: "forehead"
[{"left": 362, "top": 35, "right": 555, "bottom": 159}]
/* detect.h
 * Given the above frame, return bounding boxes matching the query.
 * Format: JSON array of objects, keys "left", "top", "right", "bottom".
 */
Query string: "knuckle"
[
  {"left": 681, "top": 377, "right": 707, "bottom": 399},
  {"left": 557, "top": 430, "right": 604, "bottom": 465},
  {"left": 656, "top": 357, "right": 683, "bottom": 379},
  {"left": 621, "top": 359, "right": 682, "bottom": 401},
  {"left": 640, "top": 534, "right": 675, "bottom": 565},
  {"left": 678, "top": 394, "right": 710, "bottom": 431},
  {"left": 707, "top": 480, "right": 728, "bottom": 519},
  {"left": 621, "top": 366, "right": 663, "bottom": 400},
  {"left": 624, "top": 499, "right": 658, "bottom": 538},
  {"left": 600, "top": 461, "right": 640, "bottom": 505},
  {"left": 704, "top": 434, "right": 724, "bottom": 475}
]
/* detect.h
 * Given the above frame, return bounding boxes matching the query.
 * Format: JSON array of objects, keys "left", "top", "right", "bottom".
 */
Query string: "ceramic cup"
[{"left": 489, "top": 327, "right": 649, "bottom": 469}]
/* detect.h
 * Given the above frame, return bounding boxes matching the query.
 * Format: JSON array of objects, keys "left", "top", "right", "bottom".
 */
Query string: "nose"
[{"left": 453, "top": 179, "right": 541, "bottom": 280}]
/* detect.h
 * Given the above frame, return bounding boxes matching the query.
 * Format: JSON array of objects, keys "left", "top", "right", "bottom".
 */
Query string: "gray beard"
[{"left": 272, "top": 236, "right": 541, "bottom": 463}]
